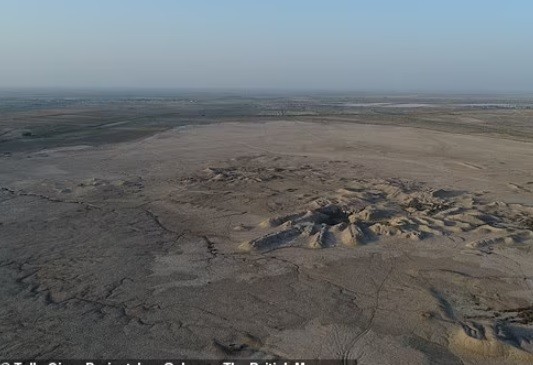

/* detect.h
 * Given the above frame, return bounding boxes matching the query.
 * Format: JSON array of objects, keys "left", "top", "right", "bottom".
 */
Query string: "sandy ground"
[{"left": 1, "top": 120, "right": 533, "bottom": 363}]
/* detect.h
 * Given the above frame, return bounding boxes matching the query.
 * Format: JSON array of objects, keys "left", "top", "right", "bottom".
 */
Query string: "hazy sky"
[{"left": 1, "top": 0, "right": 532, "bottom": 91}]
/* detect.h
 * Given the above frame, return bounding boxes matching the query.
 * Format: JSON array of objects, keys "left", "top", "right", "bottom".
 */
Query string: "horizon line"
[{"left": 2, "top": 86, "right": 533, "bottom": 96}]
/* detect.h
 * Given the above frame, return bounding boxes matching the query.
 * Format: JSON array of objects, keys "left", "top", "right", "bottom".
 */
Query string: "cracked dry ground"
[{"left": 1, "top": 122, "right": 533, "bottom": 364}]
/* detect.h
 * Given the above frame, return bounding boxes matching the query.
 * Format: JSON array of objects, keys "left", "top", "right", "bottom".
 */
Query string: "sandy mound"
[
  {"left": 450, "top": 321, "right": 533, "bottom": 362},
  {"left": 236, "top": 179, "right": 533, "bottom": 252}
]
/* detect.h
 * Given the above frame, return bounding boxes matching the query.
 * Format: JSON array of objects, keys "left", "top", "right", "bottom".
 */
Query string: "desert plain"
[{"left": 1, "top": 91, "right": 533, "bottom": 364}]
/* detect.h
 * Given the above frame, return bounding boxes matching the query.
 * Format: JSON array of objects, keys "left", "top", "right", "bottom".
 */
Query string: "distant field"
[{"left": 1, "top": 90, "right": 533, "bottom": 154}]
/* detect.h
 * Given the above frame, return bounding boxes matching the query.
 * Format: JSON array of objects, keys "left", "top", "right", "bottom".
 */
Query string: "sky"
[{"left": 1, "top": 0, "right": 532, "bottom": 92}]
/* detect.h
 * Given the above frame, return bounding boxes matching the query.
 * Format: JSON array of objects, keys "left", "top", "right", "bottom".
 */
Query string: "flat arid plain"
[{"left": 1, "top": 91, "right": 533, "bottom": 364}]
